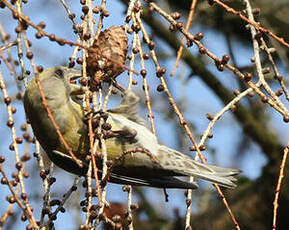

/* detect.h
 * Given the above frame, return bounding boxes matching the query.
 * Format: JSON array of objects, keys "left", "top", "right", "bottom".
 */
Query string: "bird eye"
[{"left": 55, "top": 68, "right": 64, "bottom": 78}]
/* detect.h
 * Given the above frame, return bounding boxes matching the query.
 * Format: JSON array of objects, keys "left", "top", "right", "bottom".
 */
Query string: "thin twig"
[
  {"left": 185, "top": 177, "right": 194, "bottom": 229},
  {"left": 85, "top": 162, "right": 93, "bottom": 227},
  {"left": 272, "top": 144, "right": 289, "bottom": 230},
  {"left": 133, "top": 13, "right": 156, "bottom": 135},
  {"left": 15, "top": 0, "right": 28, "bottom": 88},
  {"left": 0, "top": 41, "right": 17, "bottom": 51},
  {"left": 59, "top": 0, "right": 77, "bottom": 25},
  {"left": 171, "top": 0, "right": 198, "bottom": 76},
  {"left": 0, "top": 185, "right": 20, "bottom": 229},
  {"left": 0, "top": 68, "right": 37, "bottom": 228},
  {"left": 94, "top": 0, "right": 107, "bottom": 40},
  {"left": 213, "top": 0, "right": 289, "bottom": 49},
  {"left": 39, "top": 162, "right": 54, "bottom": 226},
  {"left": 45, "top": 177, "right": 80, "bottom": 228},
  {"left": 199, "top": 88, "right": 253, "bottom": 146},
  {"left": 102, "top": 148, "right": 159, "bottom": 184},
  {"left": 260, "top": 39, "right": 289, "bottom": 101},
  {"left": 127, "top": 186, "right": 134, "bottom": 230},
  {"left": 127, "top": 29, "right": 137, "bottom": 90},
  {"left": 243, "top": 0, "right": 288, "bottom": 115},
  {"left": 0, "top": 165, "right": 37, "bottom": 228}
]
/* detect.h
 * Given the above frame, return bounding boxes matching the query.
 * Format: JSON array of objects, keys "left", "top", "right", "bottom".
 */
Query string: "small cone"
[{"left": 87, "top": 26, "right": 128, "bottom": 86}]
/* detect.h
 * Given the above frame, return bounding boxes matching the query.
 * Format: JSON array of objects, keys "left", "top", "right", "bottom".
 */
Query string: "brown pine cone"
[{"left": 87, "top": 26, "right": 128, "bottom": 86}]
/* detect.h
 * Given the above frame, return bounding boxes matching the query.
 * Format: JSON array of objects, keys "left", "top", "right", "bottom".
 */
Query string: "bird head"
[{"left": 38, "top": 66, "right": 84, "bottom": 96}]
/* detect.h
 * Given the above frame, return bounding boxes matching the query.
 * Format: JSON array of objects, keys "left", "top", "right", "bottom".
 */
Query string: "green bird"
[{"left": 24, "top": 66, "right": 240, "bottom": 189}]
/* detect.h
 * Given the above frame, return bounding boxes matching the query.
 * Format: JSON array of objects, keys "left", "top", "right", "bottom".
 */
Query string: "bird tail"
[
  {"left": 158, "top": 146, "right": 241, "bottom": 189},
  {"left": 183, "top": 160, "right": 240, "bottom": 188}
]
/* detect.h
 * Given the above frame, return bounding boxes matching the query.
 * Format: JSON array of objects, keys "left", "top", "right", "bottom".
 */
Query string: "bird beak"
[
  {"left": 70, "top": 84, "right": 85, "bottom": 95},
  {"left": 67, "top": 68, "right": 85, "bottom": 95},
  {"left": 67, "top": 68, "right": 82, "bottom": 81}
]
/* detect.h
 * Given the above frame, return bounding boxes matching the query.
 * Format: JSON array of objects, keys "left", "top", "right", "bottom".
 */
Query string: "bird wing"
[
  {"left": 108, "top": 173, "right": 199, "bottom": 189},
  {"left": 50, "top": 150, "right": 198, "bottom": 189},
  {"left": 108, "top": 90, "right": 147, "bottom": 127}
]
